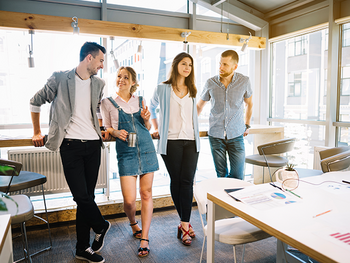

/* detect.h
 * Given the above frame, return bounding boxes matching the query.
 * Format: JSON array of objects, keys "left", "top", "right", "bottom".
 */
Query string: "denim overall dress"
[{"left": 108, "top": 96, "right": 159, "bottom": 176}]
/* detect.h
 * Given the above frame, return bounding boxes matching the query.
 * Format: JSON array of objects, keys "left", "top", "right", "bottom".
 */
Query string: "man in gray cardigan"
[{"left": 30, "top": 42, "right": 110, "bottom": 263}]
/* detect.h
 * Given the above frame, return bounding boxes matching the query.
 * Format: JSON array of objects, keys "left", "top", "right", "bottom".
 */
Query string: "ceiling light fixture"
[
  {"left": 110, "top": 37, "right": 119, "bottom": 69},
  {"left": 137, "top": 41, "right": 143, "bottom": 54},
  {"left": 71, "top": 16, "right": 80, "bottom": 35},
  {"left": 239, "top": 32, "right": 252, "bottom": 52},
  {"left": 28, "top": 30, "right": 34, "bottom": 68},
  {"left": 181, "top": 31, "right": 191, "bottom": 52}
]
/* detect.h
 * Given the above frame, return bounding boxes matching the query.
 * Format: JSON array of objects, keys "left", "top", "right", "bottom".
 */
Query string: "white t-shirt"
[
  {"left": 65, "top": 76, "right": 99, "bottom": 140},
  {"left": 168, "top": 89, "right": 194, "bottom": 140}
]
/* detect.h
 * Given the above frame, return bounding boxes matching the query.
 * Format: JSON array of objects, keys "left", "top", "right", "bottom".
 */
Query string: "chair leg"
[
  {"left": 241, "top": 244, "right": 246, "bottom": 263},
  {"left": 41, "top": 184, "right": 52, "bottom": 247},
  {"left": 200, "top": 235, "right": 206, "bottom": 263},
  {"left": 15, "top": 186, "right": 51, "bottom": 262},
  {"left": 29, "top": 185, "right": 52, "bottom": 257},
  {"left": 233, "top": 245, "right": 237, "bottom": 263},
  {"left": 15, "top": 222, "right": 32, "bottom": 263}
]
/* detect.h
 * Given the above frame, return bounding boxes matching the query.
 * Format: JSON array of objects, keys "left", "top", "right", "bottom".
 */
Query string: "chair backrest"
[
  {"left": 0, "top": 158, "right": 22, "bottom": 193},
  {"left": 194, "top": 178, "right": 252, "bottom": 219},
  {"left": 0, "top": 158, "right": 22, "bottom": 176},
  {"left": 320, "top": 150, "right": 350, "bottom": 173},
  {"left": 319, "top": 146, "right": 350, "bottom": 160},
  {"left": 257, "top": 138, "right": 296, "bottom": 155}
]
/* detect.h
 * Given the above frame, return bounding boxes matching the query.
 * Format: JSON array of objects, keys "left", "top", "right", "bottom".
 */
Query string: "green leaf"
[
  {"left": 0, "top": 199, "right": 8, "bottom": 211},
  {"left": 0, "top": 165, "right": 17, "bottom": 175}
]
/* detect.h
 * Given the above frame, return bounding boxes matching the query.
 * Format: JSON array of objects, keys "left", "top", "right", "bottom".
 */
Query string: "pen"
[
  {"left": 269, "top": 183, "right": 284, "bottom": 192},
  {"left": 342, "top": 180, "right": 350, "bottom": 184},
  {"left": 313, "top": 209, "right": 332, "bottom": 218},
  {"left": 286, "top": 189, "right": 302, "bottom": 199}
]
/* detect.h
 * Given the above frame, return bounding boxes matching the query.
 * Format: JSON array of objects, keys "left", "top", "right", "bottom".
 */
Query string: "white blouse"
[{"left": 168, "top": 89, "right": 194, "bottom": 140}]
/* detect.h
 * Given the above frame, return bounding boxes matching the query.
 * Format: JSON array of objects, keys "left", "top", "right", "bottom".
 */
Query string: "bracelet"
[{"left": 245, "top": 124, "right": 251, "bottom": 130}]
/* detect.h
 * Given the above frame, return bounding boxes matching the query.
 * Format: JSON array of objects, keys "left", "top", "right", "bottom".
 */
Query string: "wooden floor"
[{"left": 11, "top": 206, "right": 313, "bottom": 263}]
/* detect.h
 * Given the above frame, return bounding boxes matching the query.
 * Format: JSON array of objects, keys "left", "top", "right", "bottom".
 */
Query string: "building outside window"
[
  {"left": 270, "top": 29, "right": 327, "bottom": 168},
  {"left": 338, "top": 22, "right": 350, "bottom": 145}
]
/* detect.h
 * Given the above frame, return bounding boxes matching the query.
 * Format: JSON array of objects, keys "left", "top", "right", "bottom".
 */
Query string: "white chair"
[{"left": 193, "top": 178, "right": 271, "bottom": 263}]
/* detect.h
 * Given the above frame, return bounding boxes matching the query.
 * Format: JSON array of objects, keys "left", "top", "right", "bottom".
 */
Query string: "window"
[
  {"left": 343, "top": 23, "right": 350, "bottom": 47},
  {"left": 341, "top": 66, "right": 350, "bottom": 96},
  {"left": 338, "top": 22, "right": 350, "bottom": 124},
  {"left": 270, "top": 29, "right": 328, "bottom": 168},
  {"left": 271, "top": 29, "right": 326, "bottom": 121},
  {"left": 288, "top": 36, "right": 307, "bottom": 56},
  {"left": 108, "top": 0, "right": 188, "bottom": 13}
]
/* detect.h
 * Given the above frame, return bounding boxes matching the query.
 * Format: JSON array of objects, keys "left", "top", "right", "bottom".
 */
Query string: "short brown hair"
[{"left": 221, "top": 50, "right": 239, "bottom": 64}]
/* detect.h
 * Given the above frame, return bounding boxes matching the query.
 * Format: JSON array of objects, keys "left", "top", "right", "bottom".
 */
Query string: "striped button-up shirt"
[{"left": 200, "top": 73, "right": 252, "bottom": 140}]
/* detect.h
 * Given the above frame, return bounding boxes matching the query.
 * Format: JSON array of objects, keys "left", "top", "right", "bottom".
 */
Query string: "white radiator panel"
[{"left": 7, "top": 147, "right": 108, "bottom": 196}]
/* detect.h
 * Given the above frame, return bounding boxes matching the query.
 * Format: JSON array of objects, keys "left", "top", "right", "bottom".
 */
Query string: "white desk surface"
[{"left": 207, "top": 172, "right": 350, "bottom": 263}]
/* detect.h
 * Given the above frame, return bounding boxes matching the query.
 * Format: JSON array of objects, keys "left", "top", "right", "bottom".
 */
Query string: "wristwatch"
[
  {"left": 245, "top": 124, "right": 251, "bottom": 130},
  {"left": 100, "top": 126, "right": 106, "bottom": 131}
]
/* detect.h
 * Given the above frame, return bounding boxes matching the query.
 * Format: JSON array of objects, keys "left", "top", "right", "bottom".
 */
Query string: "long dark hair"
[{"left": 163, "top": 52, "right": 197, "bottom": 98}]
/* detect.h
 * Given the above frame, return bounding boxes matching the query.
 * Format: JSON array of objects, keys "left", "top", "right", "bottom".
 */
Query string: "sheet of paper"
[{"left": 227, "top": 183, "right": 301, "bottom": 210}]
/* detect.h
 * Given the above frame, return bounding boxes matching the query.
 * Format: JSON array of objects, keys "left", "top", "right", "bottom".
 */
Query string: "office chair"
[
  {"left": 319, "top": 147, "right": 350, "bottom": 173},
  {"left": 193, "top": 178, "right": 270, "bottom": 263},
  {"left": 245, "top": 138, "right": 296, "bottom": 183},
  {"left": 0, "top": 158, "right": 52, "bottom": 262}
]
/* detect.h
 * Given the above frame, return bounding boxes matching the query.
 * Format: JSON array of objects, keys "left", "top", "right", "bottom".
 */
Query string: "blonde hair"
[{"left": 117, "top": 66, "right": 139, "bottom": 94}]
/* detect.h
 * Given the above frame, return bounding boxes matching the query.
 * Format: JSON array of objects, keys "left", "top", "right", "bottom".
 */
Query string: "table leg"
[
  {"left": 207, "top": 200, "right": 216, "bottom": 263},
  {"left": 277, "top": 240, "right": 306, "bottom": 263}
]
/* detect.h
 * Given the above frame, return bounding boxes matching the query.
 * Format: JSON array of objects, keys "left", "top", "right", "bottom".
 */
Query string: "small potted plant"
[{"left": 275, "top": 163, "right": 299, "bottom": 189}]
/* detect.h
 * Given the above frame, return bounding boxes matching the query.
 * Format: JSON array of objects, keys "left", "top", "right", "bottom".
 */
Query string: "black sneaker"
[
  {"left": 92, "top": 221, "right": 111, "bottom": 252},
  {"left": 76, "top": 247, "right": 105, "bottom": 263}
]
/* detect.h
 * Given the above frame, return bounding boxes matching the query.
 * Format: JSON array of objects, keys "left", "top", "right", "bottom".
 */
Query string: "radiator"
[{"left": 7, "top": 146, "right": 109, "bottom": 197}]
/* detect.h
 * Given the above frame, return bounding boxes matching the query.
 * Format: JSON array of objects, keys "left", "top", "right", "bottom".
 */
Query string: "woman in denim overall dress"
[{"left": 101, "top": 67, "right": 158, "bottom": 257}]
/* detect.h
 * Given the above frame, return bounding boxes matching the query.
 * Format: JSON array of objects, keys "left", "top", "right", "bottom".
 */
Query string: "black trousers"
[
  {"left": 60, "top": 139, "right": 106, "bottom": 250},
  {"left": 161, "top": 140, "right": 199, "bottom": 222}
]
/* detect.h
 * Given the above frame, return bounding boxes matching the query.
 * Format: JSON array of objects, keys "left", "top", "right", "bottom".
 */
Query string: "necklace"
[
  {"left": 75, "top": 70, "right": 84, "bottom": 80},
  {"left": 175, "top": 86, "right": 186, "bottom": 96}
]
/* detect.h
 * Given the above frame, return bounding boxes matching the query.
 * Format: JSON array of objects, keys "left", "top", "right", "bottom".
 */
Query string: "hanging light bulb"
[
  {"left": 181, "top": 32, "right": 191, "bottom": 53},
  {"left": 110, "top": 37, "right": 119, "bottom": 69},
  {"left": 137, "top": 41, "right": 143, "bottom": 54},
  {"left": 28, "top": 30, "right": 34, "bottom": 68},
  {"left": 71, "top": 16, "right": 80, "bottom": 35}
]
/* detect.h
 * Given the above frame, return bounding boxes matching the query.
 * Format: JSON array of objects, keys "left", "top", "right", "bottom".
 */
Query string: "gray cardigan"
[{"left": 30, "top": 68, "right": 105, "bottom": 151}]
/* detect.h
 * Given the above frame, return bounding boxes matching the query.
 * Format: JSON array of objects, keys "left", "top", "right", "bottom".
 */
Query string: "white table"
[
  {"left": 207, "top": 172, "right": 350, "bottom": 263},
  {"left": 0, "top": 214, "right": 13, "bottom": 263}
]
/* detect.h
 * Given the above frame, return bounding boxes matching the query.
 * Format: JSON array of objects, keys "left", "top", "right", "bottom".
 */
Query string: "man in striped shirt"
[{"left": 197, "top": 50, "right": 253, "bottom": 180}]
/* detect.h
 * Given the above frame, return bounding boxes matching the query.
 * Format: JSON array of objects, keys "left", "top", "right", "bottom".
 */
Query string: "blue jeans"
[{"left": 209, "top": 135, "right": 245, "bottom": 180}]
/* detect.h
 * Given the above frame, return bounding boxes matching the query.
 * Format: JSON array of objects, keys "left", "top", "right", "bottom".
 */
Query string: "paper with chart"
[{"left": 227, "top": 183, "right": 301, "bottom": 210}]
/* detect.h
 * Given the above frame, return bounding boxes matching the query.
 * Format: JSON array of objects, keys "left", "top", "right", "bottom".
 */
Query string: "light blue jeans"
[{"left": 208, "top": 135, "right": 245, "bottom": 180}]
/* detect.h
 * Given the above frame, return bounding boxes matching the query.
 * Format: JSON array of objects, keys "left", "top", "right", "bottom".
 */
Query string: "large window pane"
[
  {"left": 339, "top": 22, "right": 350, "bottom": 121},
  {"left": 108, "top": 0, "right": 188, "bottom": 13},
  {"left": 0, "top": 29, "right": 100, "bottom": 133},
  {"left": 271, "top": 122, "right": 326, "bottom": 169},
  {"left": 271, "top": 29, "right": 327, "bottom": 121}
]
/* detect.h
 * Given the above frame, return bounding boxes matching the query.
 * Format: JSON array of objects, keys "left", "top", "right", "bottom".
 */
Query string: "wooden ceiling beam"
[{"left": 0, "top": 10, "right": 265, "bottom": 49}]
